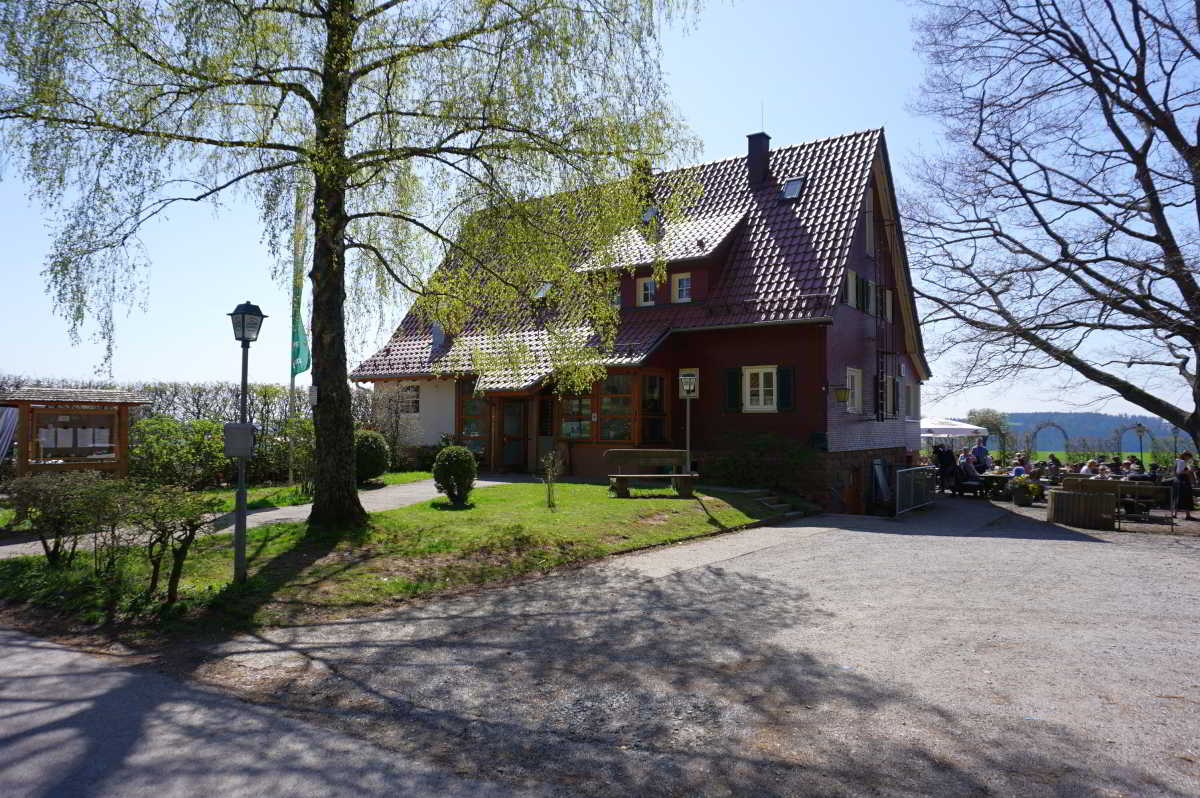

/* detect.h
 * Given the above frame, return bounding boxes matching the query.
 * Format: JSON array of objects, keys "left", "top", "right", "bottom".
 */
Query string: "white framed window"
[
  {"left": 636, "top": 277, "right": 656, "bottom": 307},
  {"left": 884, "top": 376, "right": 900, "bottom": 417},
  {"left": 905, "top": 383, "right": 920, "bottom": 420},
  {"left": 743, "top": 365, "right": 777, "bottom": 412},
  {"left": 842, "top": 271, "right": 857, "bottom": 306},
  {"left": 611, "top": 288, "right": 622, "bottom": 308},
  {"left": 883, "top": 288, "right": 894, "bottom": 322},
  {"left": 671, "top": 272, "right": 692, "bottom": 303},
  {"left": 845, "top": 367, "right": 863, "bottom": 414},
  {"left": 396, "top": 384, "right": 420, "bottom": 414}
]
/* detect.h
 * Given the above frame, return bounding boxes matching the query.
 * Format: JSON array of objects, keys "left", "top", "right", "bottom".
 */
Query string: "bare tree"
[{"left": 908, "top": 0, "right": 1200, "bottom": 448}]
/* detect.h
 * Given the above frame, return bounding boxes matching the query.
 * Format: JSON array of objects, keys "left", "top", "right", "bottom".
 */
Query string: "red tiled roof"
[
  {"left": 353, "top": 129, "right": 880, "bottom": 388},
  {"left": 582, "top": 209, "right": 748, "bottom": 271}
]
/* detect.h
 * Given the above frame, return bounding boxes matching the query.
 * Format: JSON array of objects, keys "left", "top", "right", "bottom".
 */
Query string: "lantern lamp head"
[
  {"left": 229, "top": 301, "right": 267, "bottom": 343},
  {"left": 680, "top": 373, "right": 697, "bottom": 395},
  {"left": 833, "top": 385, "right": 851, "bottom": 403}
]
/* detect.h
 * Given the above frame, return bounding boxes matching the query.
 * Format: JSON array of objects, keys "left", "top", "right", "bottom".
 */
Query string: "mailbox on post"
[{"left": 223, "top": 423, "right": 256, "bottom": 458}]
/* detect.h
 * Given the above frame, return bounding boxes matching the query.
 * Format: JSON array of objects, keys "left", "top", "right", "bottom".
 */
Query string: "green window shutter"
[
  {"left": 777, "top": 366, "right": 794, "bottom": 411},
  {"left": 724, "top": 368, "right": 742, "bottom": 411}
]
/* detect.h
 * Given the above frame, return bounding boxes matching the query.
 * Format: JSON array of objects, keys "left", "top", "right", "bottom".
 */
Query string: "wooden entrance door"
[{"left": 500, "top": 400, "right": 527, "bottom": 471}]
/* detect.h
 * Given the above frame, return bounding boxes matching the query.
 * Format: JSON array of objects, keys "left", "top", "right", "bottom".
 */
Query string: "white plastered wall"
[{"left": 372, "top": 379, "right": 456, "bottom": 445}]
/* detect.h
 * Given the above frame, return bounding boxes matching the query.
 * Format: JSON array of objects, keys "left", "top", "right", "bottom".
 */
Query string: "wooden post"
[
  {"left": 116, "top": 405, "right": 129, "bottom": 476},
  {"left": 15, "top": 402, "right": 29, "bottom": 477}
]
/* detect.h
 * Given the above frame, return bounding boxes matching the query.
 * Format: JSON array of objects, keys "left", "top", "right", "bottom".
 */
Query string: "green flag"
[
  {"left": 291, "top": 313, "right": 310, "bottom": 376},
  {"left": 291, "top": 180, "right": 311, "bottom": 378}
]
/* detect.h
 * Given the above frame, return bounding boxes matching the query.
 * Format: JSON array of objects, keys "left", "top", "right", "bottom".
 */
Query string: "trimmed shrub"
[
  {"left": 354, "top": 429, "right": 390, "bottom": 484},
  {"left": 433, "top": 445, "right": 477, "bottom": 506},
  {"left": 129, "top": 416, "right": 229, "bottom": 489},
  {"left": 284, "top": 417, "right": 316, "bottom": 495},
  {"left": 391, "top": 444, "right": 442, "bottom": 472},
  {"left": 132, "top": 484, "right": 221, "bottom": 607},
  {"left": 6, "top": 472, "right": 106, "bottom": 567}
]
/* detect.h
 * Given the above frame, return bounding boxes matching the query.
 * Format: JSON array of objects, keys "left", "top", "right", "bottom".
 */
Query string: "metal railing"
[{"left": 895, "top": 466, "right": 937, "bottom": 516}]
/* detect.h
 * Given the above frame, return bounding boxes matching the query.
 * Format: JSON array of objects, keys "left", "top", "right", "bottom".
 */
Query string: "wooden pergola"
[{"left": 0, "top": 388, "right": 150, "bottom": 477}]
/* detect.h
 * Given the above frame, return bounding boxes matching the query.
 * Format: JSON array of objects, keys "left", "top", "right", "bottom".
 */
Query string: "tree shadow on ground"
[
  {"left": 0, "top": 514, "right": 483, "bottom": 797},
  {"left": 193, "top": 564, "right": 1189, "bottom": 797}
]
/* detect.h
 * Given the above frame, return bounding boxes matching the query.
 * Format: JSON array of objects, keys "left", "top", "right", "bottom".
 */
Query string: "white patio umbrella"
[{"left": 919, "top": 417, "right": 987, "bottom": 438}]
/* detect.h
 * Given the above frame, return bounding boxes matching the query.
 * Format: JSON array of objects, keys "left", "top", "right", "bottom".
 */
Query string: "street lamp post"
[
  {"left": 1135, "top": 423, "right": 1147, "bottom": 465},
  {"left": 227, "top": 301, "right": 266, "bottom": 584},
  {"left": 679, "top": 371, "right": 698, "bottom": 474}
]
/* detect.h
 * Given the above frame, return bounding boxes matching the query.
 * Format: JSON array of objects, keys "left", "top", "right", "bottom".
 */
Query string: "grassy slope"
[
  {"left": 184, "top": 482, "right": 771, "bottom": 628},
  {"left": 0, "top": 482, "right": 774, "bottom": 630}
]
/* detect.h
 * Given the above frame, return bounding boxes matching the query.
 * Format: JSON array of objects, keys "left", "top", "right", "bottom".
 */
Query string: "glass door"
[{"left": 501, "top": 400, "right": 527, "bottom": 471}]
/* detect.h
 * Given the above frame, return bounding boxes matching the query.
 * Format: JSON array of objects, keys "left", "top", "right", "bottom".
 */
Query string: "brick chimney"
[{"left": 747, "top": 132, "right": 771, "bottom": 186}]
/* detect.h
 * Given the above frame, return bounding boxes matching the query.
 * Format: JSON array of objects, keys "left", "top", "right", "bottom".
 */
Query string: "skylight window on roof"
[{"left": 781, "top": 177, "right": 805, "bottom": 202}]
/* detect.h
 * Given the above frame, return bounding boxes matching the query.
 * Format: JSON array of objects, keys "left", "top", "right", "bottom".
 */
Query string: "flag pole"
[{"left": 288, "top": 179, "right": 307, "bottom": 485}]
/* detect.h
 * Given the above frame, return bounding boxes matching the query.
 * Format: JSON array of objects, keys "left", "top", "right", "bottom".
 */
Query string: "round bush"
[
  {"left": 354, "top": 429, "right": 391, "bottom": 484},
  {"left": 433, "top": 445, "right": 477, "bottom": 506}
]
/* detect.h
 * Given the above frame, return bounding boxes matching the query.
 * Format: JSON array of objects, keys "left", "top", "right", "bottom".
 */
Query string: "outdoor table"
[{"left": 979, "top": 473, "right": 1012, "bottom": 498}]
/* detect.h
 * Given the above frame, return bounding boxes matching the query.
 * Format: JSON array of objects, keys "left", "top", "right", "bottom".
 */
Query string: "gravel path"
[
  {"left": 0, "top": 628, "right": 551, "bottom": 798},
  {"left": 181, "top": 497, "right": 1200, "bottom": 797}
]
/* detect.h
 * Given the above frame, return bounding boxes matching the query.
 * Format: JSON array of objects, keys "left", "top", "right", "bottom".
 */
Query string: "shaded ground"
[
  {"left": 3, "top": 497, "right": 1198, "bottom": 796},
  {"left": 0, "top": 628, "right": 546, "bottom": 798},
  {"left": 184, "top": 498, "right": 1199, "bottom": 796}
]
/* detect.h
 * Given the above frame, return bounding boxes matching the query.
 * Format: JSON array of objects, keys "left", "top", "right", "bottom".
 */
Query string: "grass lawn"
[
  {"left": 0, "top": 481, "right": 778, "bottom": 631},
  {"left": 197, "top": 471, "right": 433, "bottom": 512}
]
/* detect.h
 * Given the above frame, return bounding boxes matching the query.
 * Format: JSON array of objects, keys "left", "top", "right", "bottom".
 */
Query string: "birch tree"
[{"left": 0, "top": 0, "right": 697, "bottom": 524}]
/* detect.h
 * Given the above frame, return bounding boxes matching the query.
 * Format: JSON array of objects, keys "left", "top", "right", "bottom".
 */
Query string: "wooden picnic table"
[{"left": 979, "top": 472, "right": 1012, "bottom": 498}]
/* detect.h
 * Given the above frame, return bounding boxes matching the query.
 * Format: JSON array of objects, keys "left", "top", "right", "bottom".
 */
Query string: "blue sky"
[{"left": 0, "top": 0, "right": 1158, "bottom": 418}]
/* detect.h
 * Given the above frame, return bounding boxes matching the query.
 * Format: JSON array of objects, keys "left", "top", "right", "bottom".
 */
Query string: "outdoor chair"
[{"left": 951, "top": 466, "right": 984, "bottom": 498}]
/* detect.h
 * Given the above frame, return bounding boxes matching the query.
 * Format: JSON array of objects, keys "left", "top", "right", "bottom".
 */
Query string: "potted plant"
[{"left": 1010, "top": 474, "right": 1041, "bottom": 506}]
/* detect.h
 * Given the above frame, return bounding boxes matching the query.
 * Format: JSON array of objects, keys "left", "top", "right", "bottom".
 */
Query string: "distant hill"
[{"left": 964, "top": 411, "right": 1185, "bottom": 451}]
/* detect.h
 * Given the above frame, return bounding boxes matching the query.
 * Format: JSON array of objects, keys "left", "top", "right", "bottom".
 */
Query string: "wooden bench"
[{"left": 604, "top": 449, "right": 697, "bottom": 498}]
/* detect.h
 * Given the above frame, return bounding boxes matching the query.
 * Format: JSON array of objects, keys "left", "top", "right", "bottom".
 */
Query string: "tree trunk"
[
  {"left": 166, "top": 542, "right": 190, "bottom": 607},
  {"left": 307, "top": 0, "right": 367, "bottom": 528}
]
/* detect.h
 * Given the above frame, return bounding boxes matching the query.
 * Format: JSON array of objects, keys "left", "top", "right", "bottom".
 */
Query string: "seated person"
[
  {"left": 960, "top": 456, "right": 982, "bottom": 481},
  {"left": 1107, "top": 456, "right": 1124, "bottom": 476},
  {"left": 1092, "top": 465, "right": 1112, "bottom": 479},
  {"left": 1011, "top": 465, "right": 1026, "bottom": 477},
  {"left": 1048, "top": 453, "right": 1063, "bottom": 469},
  {"left": 1029, "top": 462, "right": 1047, "bottom": 480},
  {"left": 1079, "top": 459, "right": 1100, "bottom": 475}
]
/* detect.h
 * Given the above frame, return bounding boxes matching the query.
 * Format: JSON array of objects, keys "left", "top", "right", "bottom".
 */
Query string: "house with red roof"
[{"left": 352, "top": 129, "right": 929, "bottom": 511}]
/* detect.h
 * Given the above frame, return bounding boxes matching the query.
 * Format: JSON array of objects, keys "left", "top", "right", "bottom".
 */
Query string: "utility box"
[{"left": 223, "top": 423, "right": 256, "bottom": 458}]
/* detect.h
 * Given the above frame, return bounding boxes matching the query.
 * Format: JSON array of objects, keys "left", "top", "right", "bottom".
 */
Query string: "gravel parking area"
[{"left": 186, "top": 497, "right": 1200, "bottom": 797}]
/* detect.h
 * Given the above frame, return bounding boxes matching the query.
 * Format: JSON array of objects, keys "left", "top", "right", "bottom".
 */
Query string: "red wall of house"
[{"left": 642, "top": 322, "right": 829, "bottom": 453}]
